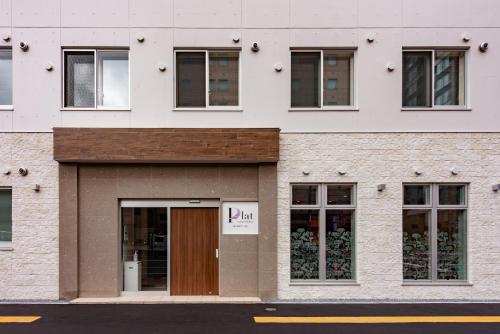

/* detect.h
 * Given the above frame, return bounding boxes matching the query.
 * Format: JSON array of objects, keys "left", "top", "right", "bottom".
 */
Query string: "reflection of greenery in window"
[
  {"left": 403, "top": 231, "right": 430, "bottom": 279},
  {"left": 326, "top": 228, "right": 352, "bottom": 279},
  {"left": 437, "top": 231, "right": 464, "bottom": 279},
  {"left": 290, "top": 228, "right": 319, "bottom": 279}
]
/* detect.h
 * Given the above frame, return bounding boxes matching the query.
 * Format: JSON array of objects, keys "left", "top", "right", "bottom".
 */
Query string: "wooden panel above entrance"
[{"left": 53, "top": 128, "right": 280, "bottom": 163}]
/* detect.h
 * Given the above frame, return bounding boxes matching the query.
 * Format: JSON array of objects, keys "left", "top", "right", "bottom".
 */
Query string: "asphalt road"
[{"left": 2, "top": 303, "right": 500, "bottom": 333}]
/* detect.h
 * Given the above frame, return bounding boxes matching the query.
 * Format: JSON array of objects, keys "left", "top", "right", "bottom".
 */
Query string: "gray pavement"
[{"left": 1, "top": 303, "right": 500, "bottom": 333}]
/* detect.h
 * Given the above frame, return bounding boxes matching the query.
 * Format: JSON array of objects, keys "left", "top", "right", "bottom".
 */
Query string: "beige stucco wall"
[
  {"left": 278, "top": 132, "right": 500, "bottom": 300},
  {"left": 0, "top": 133, "right": 58, "bottom": 300}
]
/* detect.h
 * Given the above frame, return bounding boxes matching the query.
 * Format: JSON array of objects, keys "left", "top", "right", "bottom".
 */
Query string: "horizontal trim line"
[
  {"left": 254, "top": 316, "right": 500, "bottom": 324},
  {"left": 0, "top": 316, "right": 40, "bottom": 323}
]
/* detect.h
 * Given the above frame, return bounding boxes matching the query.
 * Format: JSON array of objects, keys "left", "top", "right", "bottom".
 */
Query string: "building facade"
[{"left": 0, "top": 0, "right": 499, "bottom": 301}]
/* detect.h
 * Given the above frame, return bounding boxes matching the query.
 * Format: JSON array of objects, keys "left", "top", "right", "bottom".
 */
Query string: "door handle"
[{"left": 215, "top": 249, "right": 219, "bottom": 259}]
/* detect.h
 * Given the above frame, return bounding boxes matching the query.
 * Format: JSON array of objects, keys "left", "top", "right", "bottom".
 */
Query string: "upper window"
[
  {"left": 290, "top": 184, "right": 356, "bottom": 282},
  {"left": 175, "top": 50, "right": 240, "bottom": 108},
  {"left": 63, "top": 49, "right": 129, "bottom": 109},
  {"left": 402, "top": 50, "right": 466, "bottom": 108},
  {"left": 403, "top": 184, "right": 467, "bottom": 282},
  {"left": 291, "top": 50, "right": 354, "bottom": 108},
  {"left": 0, "top": 49, "right": 13, "bottom": 108},
  {"left": 0, "top": 188, "right": 12, "bottom": 245}
]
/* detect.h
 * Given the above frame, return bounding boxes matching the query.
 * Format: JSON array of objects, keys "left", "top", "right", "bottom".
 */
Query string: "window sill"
[
  {"left": 402, "top": 281, "right": 472, "bottom": 286},
  {"left": 60, "top": 108, "right": 131, "bottom": 112},
  {"left": 289, "top": 107, "right": 359, "bottom": 112},
  {"left": 173, "top": 108, "right": 243, "bottom": 112},
  {"left": 401, "top": 107, "right": 471, "bottom": 112},
  {"left": 290, "top": 281, "right": 359, "bottom": 286},
  {"left": 0, "top": 242, "right": 13, "bottom": 251},
  {"left": 0, "top": 106, "right": 13, "bottom": 111}
]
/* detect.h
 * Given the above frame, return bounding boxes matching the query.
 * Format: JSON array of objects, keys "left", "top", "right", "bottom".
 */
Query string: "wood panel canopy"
[
  {"left": 53, "top": 128, "right": 280, "bottom": 163},
  {"left": 170, "top": 208, "right": 219, "bottom": 296}
]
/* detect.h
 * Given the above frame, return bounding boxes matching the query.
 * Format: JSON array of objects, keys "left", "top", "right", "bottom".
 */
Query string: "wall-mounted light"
[
  {"left": 479, "top": 42, "right": 489, "bottom": 53},
  {"left": 450, "top": 167, "right": 459, "bottom": 176},
  {"left": 366, "top": 33, "right": 375, "bottom": 43},
  {"left": 2, "top": 34, "right": 10, "bottom": 42},
  {"left": 414, "top": 168, "right": 423, "bottom": 176},
  {"left": 33, "top": 184, "right": 40, "bottom": 192},
  {"left": 493, "top": 184, "right": 500, "bottom": 192},
  {"left": 136, "top": 35, "right": 145, "bottom": 43},
  {"left": 387, "top": 63, "right": 395, "bottom": 72},
  {"left": 302, "top": 170, "right": 310, "bottom": 176},
  {"left": 18, "top": 167, "right": 28, "bottom": 176},
  {"left": 19, "top": 41, "right": 29, "bottom": 52},
  {"left": 274, "top": 63, "right": 283, "bottom": 72},
  {"left": 377, "top": 184, "right": 386, "bottom": 192},
  {"left": 462, "top": 33, "right": 471, "bottom": 43},
  {"left": 158, "top": 64, "right": 167, "bottom": 72},
  {"left": 232, "top": 35, "right": 240, "bottom": 43},
  {"left": 45, "top": 63, "right": 54, "bottom": 71},
  {"left": 251, "top": 42, "right": 260, "bottom": 52},
  {"left": 338, "top": 170, "right": 347, "bottom": 176}
]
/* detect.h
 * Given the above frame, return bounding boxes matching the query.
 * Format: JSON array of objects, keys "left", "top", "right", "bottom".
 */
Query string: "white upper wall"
[{"left": 0, "top": 0, "right": 499, "bottom": 132}]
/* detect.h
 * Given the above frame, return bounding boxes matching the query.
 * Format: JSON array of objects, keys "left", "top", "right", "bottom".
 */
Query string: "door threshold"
[{"left": 71, "top": 295, "right": 261, "bottom": 304}]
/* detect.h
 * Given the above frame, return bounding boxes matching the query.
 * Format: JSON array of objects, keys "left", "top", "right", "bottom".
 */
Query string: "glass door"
[{"left": 122, "top": 207, "right": 168, "bottom": 291}]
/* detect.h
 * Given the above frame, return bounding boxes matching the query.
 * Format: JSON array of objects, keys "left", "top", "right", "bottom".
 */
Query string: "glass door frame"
[{"left": 119, "top": 199, "right": 221, "bottom": 295}]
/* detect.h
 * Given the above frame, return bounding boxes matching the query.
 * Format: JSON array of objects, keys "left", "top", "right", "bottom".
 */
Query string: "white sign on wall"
[{"left": 222, "top": 202, "right": 259, "bottom": 235}]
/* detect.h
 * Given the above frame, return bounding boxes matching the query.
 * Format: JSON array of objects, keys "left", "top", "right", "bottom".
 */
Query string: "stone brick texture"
[
  {"left": 0, "top": 133, "right": 58, "bottom": 300},
  {"left": 278, "top": 133, "right": 500, "bottom": 301}
]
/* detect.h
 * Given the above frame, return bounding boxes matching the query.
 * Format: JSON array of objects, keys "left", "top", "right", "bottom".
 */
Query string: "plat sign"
[{"left": 222, "top": 202, "right": 258, "bottom": 235}]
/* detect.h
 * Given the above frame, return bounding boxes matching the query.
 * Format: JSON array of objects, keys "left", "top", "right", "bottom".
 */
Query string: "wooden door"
[{"left": 170, "top": 208, "right": 219, "bottom": 295}]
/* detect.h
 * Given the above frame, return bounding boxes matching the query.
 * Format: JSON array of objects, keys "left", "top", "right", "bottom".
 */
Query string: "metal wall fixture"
[
  {"left": 19, "top": 41, "right": 29, "bottom": 51},
  {"left": 33, "top": 184, "right": 40, "bottom": 192},
  {"left": 274, "top": 63, "right": 283, "bottom": 72},
  {"left": 18, "top": 167, "right": 28, "bottom": 176},
  {"left": 414, "top": 168, "right": 423, "bottom": 176},
  {"left": 462, "top": 33, "right": 471, "bottom": 42},
  {"left": 45, "top": 63, "right": 54, "bottom": 71},
  {"left": 377, "top": 184, "right": 386, "bottom": 192},
  {"left": 2, "top": 34, "right": 10, "bottom": 42},
  {"left": 366, "top": 33, "right": 375, "bottom": 43},
  {"left": 386, "top": 63, "right": 395, "bottom": 72},
  {"left": 479, "top": 42, "right": 489, "bottom": 53},
  {"left": 158, "top": 64, "right": 167, "bottom": 72},
  {"left": 337, "top": 170, "right": 347, "bottom": 176},
  {"left": 450, "top": 167, "right": 459, "bottom": 176},
  {"left": 302, "top": 170, "right": 310, "bottom": 176},
  {"left": 492, "top": 184, "right": 500, "bottom": 192},
  {"left": 136, "top": 35, "right": 145, "bottom": 43},
  {"left": 232, "top": 35, "right": 240, "bottom": 43},
  {"left": 251, "top": 42, "right": 260, "bottom": 52},
  {"left": 1, "top": 166, "right": 10, "bottom": 175}
]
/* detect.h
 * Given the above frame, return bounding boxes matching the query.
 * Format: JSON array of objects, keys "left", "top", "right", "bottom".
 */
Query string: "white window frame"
[
  {"left": 290, "top": 183, "right": 357, "bottom": 284},
  {"left": 62, "top": 48, "right": 130, "bottom": 111},
  {"left": 402, "top": 183, "right": 469, "bottom": 284},
  {"left": 173, "top": 49, "right": 242, "bottom": 111},
  {"left": 402, "top": 49, "right": 469, "bottom": 111},
  {"left": 289, "top": 49, "right": 357, "bottom": 111},
  {"left": 0, "top": 48, "right": 13, "bottom": 110}
]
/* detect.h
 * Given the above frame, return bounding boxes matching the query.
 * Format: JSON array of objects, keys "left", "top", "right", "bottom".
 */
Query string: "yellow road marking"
[
  {"left": 0, "top": 316, "right": 41, "bottom": 323},
  {"left": 254, "top": 316, "right": 500, "bottom": 324}
]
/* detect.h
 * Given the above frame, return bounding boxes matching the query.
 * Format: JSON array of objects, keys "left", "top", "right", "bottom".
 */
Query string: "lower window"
[
  {"left": 290, "top": 184, "right": 355, "bottom": 281},
  {"left": 403, "top": 184, "right": 467, "bottom": 281}
]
